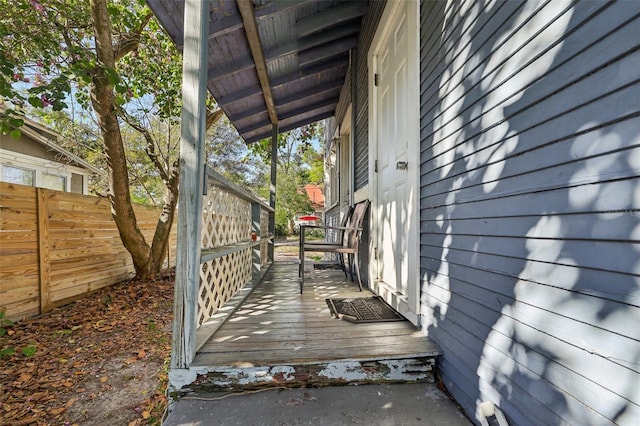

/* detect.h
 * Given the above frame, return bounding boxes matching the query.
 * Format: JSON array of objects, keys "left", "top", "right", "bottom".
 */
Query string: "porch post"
[
  {"left": 251, "top": 202, "right": 261, "bottom": 284},
  {"left": 171, "top": 0, "right": 209, "bottom": 371},
  {"left": 268, "top": 123, "right": 278, "bottom": 261}
]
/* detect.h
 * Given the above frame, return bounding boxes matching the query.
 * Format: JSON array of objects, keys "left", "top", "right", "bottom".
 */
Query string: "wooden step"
[{"left": 183, "top": 356, "right": 438, "bottom": 393}]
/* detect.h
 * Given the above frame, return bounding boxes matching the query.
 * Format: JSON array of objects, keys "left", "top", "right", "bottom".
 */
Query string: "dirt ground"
[
  {"left": 0, "top": 270, "right": 174, "bottom": 425},
  {"left": 0, "top": 242, "right": 308, "bottom": 425}
]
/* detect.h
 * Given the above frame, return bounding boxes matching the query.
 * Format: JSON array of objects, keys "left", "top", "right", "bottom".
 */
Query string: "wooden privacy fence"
[{"left": 0, "top": 182, "right": 177, "bottom": 321}]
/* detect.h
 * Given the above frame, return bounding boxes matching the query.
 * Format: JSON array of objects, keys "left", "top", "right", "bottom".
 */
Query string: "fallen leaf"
[
  {"left": 137, "top": 349, "right": 146, "bottom": 358},
  {"left": 142, "top": 410, "right": 151, "bottom": 419},
  {"left": 17, "top": 372, "right": 32, "bottom": 383},
  {"left": 125, "top": 357, "right": 138, "bottom": 364},
  {"left": 100, "top": 376, "right": 108, "bottom": 383},
  {"left": 49, "top": 406, "right": 65, "bottom": 415},
  {"left": 65, "top": 397, "right": 77, "bottom": 408}
]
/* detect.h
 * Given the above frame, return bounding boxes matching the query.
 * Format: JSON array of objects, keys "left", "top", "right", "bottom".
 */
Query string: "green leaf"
[
  {"left": 28, "top": 96, "right": 44, "bottom": 108},
  {"left": 115, "top": 94, "right": 126, "bottom": 106},
  {"left": 104, "top": 67, "right": 120, "bottom": 85},
  {"left": 22, "top": 345, "right": 37, "bottom": 357},
  {"left": 8, "top": 117, "right": 24, "bottom": 127},
  {"left": 0, "top": 347, "right": 16, "bottom": 357},
  {"left": 9, "top": 129, "right": 21, "bottom": 139},
  {"left": 107, "top": 5, "right": 120, "bottom": 17}
]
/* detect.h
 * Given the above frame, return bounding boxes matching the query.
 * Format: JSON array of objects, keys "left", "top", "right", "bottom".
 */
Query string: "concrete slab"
[{"left": 163, "top": 383, "right": 470, "bottom": 425}]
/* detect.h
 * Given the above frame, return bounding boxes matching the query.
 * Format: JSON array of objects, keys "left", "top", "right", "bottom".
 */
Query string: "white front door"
[{"left": 372, "top": 0, "right": 420, "bottom": 325}]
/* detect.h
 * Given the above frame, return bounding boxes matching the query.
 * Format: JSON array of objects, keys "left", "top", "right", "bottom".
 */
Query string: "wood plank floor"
[{"left": 192, "top": 262, "right": 440, "bottom": 367}]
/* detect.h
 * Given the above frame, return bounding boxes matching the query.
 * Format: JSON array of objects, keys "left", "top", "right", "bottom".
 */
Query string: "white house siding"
[{"left": 419, "top": 1, "right": 640, "bottom": 425}]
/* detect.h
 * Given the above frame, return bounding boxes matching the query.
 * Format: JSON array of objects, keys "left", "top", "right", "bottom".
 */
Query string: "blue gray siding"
[
  {"left": 419, "top": 1, "right": 640, "bottom": 425},
  {"left": 353, "top": 0, "right": 385, "bottom": 191}
]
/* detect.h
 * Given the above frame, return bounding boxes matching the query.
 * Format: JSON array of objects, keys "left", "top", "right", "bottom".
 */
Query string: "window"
[
  {"left": 41, "top": 173, "right": 66, "bottom": 191},
  {"left": 2, "top": 165, "right": 34, "bottom": 186}
]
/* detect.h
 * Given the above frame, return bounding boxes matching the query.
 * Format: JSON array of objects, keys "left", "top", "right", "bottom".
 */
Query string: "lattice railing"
[
  {"left": 198, "top": 249, "right": 251, "bottom": 326},
  {"left": 202, "top": 184, "right": 252, "bottom": 248},
  {"left": 196, "top": 171, "right": 274, "bottom": 328}
]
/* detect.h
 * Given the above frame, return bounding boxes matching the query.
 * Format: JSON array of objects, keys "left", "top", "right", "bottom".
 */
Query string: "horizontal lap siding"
[
  {"left": 419, "top": 1, "right": 640, "bottom": 425},
  {"left": 353, "top": 0, "right": 386, "bottom": 191}
]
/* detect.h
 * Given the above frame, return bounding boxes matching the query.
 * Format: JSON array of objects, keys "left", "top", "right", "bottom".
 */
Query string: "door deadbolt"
[{"left": 396, "top": 161, "right": 408, "bottom": 170}]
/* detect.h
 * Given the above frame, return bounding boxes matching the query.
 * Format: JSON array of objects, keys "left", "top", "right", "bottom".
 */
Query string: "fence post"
[{"left": 36, "top": 188, "right": 52, "bottom": 313}]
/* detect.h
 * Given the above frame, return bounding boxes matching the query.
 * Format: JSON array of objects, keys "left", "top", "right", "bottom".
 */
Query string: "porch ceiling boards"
[{"left": 147, "top": 0, "right": 367, "bottom": 144}]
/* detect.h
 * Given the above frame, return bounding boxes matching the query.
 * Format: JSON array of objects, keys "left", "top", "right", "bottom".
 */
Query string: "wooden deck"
[{"left": 190, "top": 262, "right": 439, "bottom": 389}]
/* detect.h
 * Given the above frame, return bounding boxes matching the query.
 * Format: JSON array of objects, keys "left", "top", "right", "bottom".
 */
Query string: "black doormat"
[
  {"left": 314, "top": 263, "right": 343, "bottom": 270},
  {"left": 325, "top": 296, "right": 404, "bottom": 323}
]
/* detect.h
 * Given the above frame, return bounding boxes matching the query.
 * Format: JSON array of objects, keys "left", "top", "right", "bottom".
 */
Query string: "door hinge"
[
  {"left": 374, "top": 159, "right": 378, "bottom": 173},
  {"left": 374, "top": 247, "right": 378, "bottom": 260},
  {"left": 374, "top": 73, "right": 379, "bottom": 86}
]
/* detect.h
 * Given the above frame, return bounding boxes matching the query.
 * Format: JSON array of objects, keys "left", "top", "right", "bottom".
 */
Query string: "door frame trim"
[{"left": 367, "top": 0, "right": 420, "bottom": 325}]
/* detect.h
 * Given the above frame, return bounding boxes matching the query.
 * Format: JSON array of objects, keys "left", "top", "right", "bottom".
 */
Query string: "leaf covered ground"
[{"left": 0, "top": 270, "right": 174, "bottom": 425}]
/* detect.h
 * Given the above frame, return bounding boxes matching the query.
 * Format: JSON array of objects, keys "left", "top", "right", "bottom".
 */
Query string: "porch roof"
[{"left": 147, "top": 0, "right": 368, "bottom": 144}]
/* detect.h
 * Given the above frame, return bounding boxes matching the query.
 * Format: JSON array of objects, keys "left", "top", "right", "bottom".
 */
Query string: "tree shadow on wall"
[{"left": 420, "top": 1, "right": 640, "bottom": 424}]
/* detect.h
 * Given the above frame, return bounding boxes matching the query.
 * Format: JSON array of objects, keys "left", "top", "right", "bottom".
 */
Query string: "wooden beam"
[
  {"left": 299, "top": 36, "right": 358, "bottom": 68},
  {"left": 237, "top": 0, "right": 278, "bottom": 125},
  {"left": 297, "top": 2, "right": 367, "bottom": 38},
  {"left": 215, "top": 84, "right": 263, "bottom": 105},
  {"left": 278, "top": 98, "right": 339, "bottom": 121},
  {"left": 279, "top": 110, "right": 334, "bottom": 132},
  {"left": 173, "top": 0, "right": 209, "bottom": 371},
  {"left": 244, "top": 110, "right": 334, "bottom": 144},
  {"left": 254, "top": 0, "right": 314, "bottom": 19},
  {"left": 230, "top": 104, "right": 270, "bottom": 123},
  {"left": 271, "top": 54, "right": 348, "bottom": 88},
  {"left": 265, "top": 24, "right": 359, "bottom": 60},
  {"left": 237, "top": 120, "right": 273, "bottom": 136},
  {"left": 208, "top": 13, "right": 243, "bottom": 40},
  {"left": 276, "top": 80, "right": 344, "bottom": 108},
  {"left": 207, "top": 56, "right": 255, "bottom": 82}
]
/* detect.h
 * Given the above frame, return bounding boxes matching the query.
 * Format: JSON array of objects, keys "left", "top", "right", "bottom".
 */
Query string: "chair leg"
[
  {"left": 300, "top": 254, "right": 304, "bottom": 294},
  {"left": 338, "top": 253, "right": 347, "bottom": 278},
  {"left": 347, "top": 254, "right": 354, "bottom": 282},
  {"left": 353, "top": 252, "right": 363, "bottom": 292}
]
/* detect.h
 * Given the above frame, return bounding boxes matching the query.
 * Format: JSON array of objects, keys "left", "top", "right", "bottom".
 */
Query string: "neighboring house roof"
[
  {"left": 303, "top": 183, "right": 324, "bottom": 210},
  {"left": 1, "top": 114, "right": 101, "bottom": 175}
]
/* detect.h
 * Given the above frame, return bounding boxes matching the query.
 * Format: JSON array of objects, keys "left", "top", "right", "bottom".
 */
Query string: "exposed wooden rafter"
[
  {"left": 237, "top": 0, "right": 278, "bottom": 125},
  {"left": 297, "top": 2, "right": 368, "bottom": 38}
]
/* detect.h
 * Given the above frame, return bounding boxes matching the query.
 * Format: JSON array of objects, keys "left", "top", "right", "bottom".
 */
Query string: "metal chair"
[
  {"left": 299, "top": 200, "right": 370, "bottom": 294},
  {"left": 303, "top": 205, "right": 354, "bottom": 278}
]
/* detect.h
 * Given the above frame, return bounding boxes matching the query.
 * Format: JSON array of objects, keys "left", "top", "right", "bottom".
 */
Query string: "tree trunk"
[
  {"left": 148, "top": 167, "right": 179, "bottom": 274},
  {"left": 90, "top": 0, "right": 223, "bottom": 280},
  {"left": 90, "top": 0, "right": 152, "bottom": 278}
]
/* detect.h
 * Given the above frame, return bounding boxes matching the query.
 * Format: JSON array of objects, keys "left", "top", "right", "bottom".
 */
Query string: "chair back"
[
  {"left": 334, "top": 205, "right": 354, "bottom": 245},
  {"left": 346, "top": 200, "right": 370, "bottom": 248}
]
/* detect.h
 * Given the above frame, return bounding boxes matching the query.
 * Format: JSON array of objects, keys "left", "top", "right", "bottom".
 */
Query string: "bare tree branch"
[
  {"left": 114, "top": 13, "right": 153, "bottom": 61},
  {"left": 206, "top": 107, "right": 224, "bottom": 130},
  {"left": 117, "top": 108, "right": 171, "bottom": 183}
]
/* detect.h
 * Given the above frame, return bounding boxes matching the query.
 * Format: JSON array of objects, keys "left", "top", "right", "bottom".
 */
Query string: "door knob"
[{"left": 396, "top": 161, "right": 408, "bottom": 170}]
